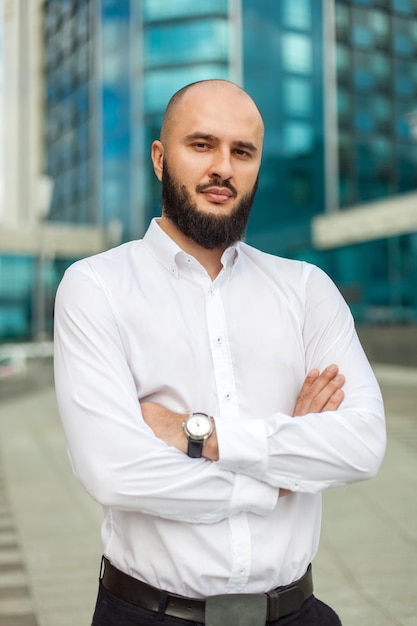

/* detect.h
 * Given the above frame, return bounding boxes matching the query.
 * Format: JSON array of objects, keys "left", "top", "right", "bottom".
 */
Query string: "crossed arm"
[{"left": 141, "top": 364, "right": 345, "bottom": 463}]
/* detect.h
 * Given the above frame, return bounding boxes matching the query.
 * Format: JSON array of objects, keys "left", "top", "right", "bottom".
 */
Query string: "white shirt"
[{"left": 54, "top": 218, "right": 386, "bottom": 598}]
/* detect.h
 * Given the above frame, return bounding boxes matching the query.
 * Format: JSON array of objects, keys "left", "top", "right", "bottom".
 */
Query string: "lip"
[{"left": 201, "top": 187, "right": 234, "bottom": 203}]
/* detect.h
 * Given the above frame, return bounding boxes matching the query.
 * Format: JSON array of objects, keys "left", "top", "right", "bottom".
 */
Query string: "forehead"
[{"left": 169, "top": 85, "right": 264, "bottom": 147}]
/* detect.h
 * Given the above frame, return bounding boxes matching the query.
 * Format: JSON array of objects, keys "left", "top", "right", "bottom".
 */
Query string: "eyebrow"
[{"left": 184, "top": 132, "right": 258, "bottom": 153}]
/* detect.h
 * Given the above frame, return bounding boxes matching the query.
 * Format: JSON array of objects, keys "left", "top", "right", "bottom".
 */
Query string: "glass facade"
[
  {"left": 0, "top": 254, "right": 73, "bottom": 340},
  {"left": 322, "top": 0, "right": 417, "bottom": 321},
  {"left": 0, "top": 256, "right": 34, "bottom": 339},
  {"left": 242, "top": 0, "right": 324, "bottom": 254},
  {"left": 2, "top": 0, "right": 416, "bottom": 341},
  {"left": 336, "top": 0, "right": 417, "bottom": 206},
  {"left": 43, "top": 0, "right": 95, "bottom": 225},
  {"left": 141, "top": 0, "right": 232, "bottom": 223}
]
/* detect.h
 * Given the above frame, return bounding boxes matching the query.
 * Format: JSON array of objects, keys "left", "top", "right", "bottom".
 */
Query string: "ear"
[{"left": 151, "top": 141, "right": 164, "bottom": 181}]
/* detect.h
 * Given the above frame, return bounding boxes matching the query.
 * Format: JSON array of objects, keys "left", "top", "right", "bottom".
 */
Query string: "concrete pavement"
[{"left": 0, "top": 363, "right": 416, "bottom": 626}]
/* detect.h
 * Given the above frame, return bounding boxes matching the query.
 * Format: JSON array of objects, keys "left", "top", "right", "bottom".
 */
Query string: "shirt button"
[
  {"left": 216, "top": 336, "right": 223, "bottom": 344},
  {"left": 225, "top": 392, "right": 232, "bottom": 401}
]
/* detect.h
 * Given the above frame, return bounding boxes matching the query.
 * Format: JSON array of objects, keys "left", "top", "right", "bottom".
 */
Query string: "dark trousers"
[{"left": 91, "top": 581, "right": 342, "bottom": 626}]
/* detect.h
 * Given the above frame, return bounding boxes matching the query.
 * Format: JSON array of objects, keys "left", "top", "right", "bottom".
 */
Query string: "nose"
[{"left": 208, "top": 148, "right": 234, "bottom": 181}]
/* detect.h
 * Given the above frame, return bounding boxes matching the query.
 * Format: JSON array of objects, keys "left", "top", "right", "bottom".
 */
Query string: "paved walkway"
[{"left": 0, "top": 363, "right": 416, "bottom": 626}]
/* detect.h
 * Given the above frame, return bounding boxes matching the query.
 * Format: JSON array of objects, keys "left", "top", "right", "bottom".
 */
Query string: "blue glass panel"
[
  {"left": 337, "top": 89, "right": 352, "bottom": 121},
  {"left": 281, "top": 0, "right": 311, "bottom": 30},
  {"left": 335, "top": 4, "right": 350, "bottom": 39},
  {"left": 145, "top": 19, "right": 229, "bottom": 68},
  {"left": 143, "top": 0, "right": 228, "bottom": 20},
  {"left": 102, "top": 20, "right": 122, "bottom": 51},
  {"left": 336, "top": 44, "right": 351, "bottom": 78},
  {"left": 373, "top": 96, "right": 392, "bottom": 127},
  {"left": 352, "top": 8, "right": 389, "bottom": 48},
  {"left": 370, "top": 136, "right": 392, "bottom": 164},
  {"left": 393, "top": 16, "right": 417, "bottom": 56},
  {"left": 395, "top": 101, "right": 415, "bottom": 137},
  {"left": 352, "top": 24, "right": 373, "bottom": 48},
  {"left": 283, "top": 77, "right": 312, "bottom": 116},
  {"left": 355, "top": 109, "right": 374, "bottom": 132},
  {"left": 144, "top": 65, "right": 229, "bottom": 113},
  {"left": 393, "top": 0, "right": 413, "bottom": 14},
  {"left": 282, "top": 121, "right": 313, "bottom": 155},
  {"left": 394, "top": 61, "right": 414, "bottom": 96},
  {"left": 281, "top": 33, "right": 312, "bottom": 73},
  {"left": 353, "top": 50, "right": 391, "bottom": 90}
]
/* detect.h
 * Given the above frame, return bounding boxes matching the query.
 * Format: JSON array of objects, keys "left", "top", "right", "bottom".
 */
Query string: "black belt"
[{"left": 101, "top": 557, "right": 313, "bottom": 623}]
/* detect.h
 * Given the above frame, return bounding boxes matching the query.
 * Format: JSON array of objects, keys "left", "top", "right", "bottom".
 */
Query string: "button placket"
[
  {"left": 205, "top": 287, "right": 238, "bottom": 419},
  {"left": 205, "top": 283, "right": 251, "bottom": 592}
]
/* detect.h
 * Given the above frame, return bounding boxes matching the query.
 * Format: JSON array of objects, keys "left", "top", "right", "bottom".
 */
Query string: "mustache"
[{"left": 195, "top": 177, "right": 238, "bottom": 198}]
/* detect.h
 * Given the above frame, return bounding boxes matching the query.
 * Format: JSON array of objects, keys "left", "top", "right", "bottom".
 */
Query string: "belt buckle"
[{"left": 206, "top": 593, "right": 267, "bottom": 626}]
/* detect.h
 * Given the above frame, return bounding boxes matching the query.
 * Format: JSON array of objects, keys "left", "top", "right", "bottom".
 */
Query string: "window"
[
  {"left": 392, "top": 0, "right": 414, "bottom": 15},
  {"left": 282, "top": 121, "right": 313, "bottom": 155},
  {"left": 281, "top": 33, "right": 312, "bottom": 74},
  {"left": 353, "top": 50, "right": 391, "bottom": 90},
  {"left": 287, "top": 170, "right": 313, "bottom": 204},
  {"left": 338, "top": 89, "right": 352, "bottom": 122},
  {"left": 143, "top": 0, "right": 228, "bottom": 21},
  {"left": 283, "top": 77, "right": 312, "bottom": 116},
  {"left": 393, "top": 16, "right": 417, "bottom": 56},
  {"left": 335, "top": 3, "right": 350, "bottom": 40},
  {"left": 144, "top": 65, "right": 229, "bottom": 113},
  {"left": 394, "top": 59, "right": 416, "bottom": 96},
  {"left": 336, "top": 44, "right": 352, "bottom": 80},
  {"left": 145, "top": 19, "right": 229, "bottom": 68},
  {"left": 352, "top": 8, "right": 389, "bottom": 48},
  {"left": 281, "top": 0, "right": 311, "bottom": 30}
]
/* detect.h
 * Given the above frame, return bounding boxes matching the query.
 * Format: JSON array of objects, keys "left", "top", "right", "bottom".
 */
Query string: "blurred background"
[
  {"left": 0, "top": 3, "right": 416, "bottom": 625},
  {"left": 0, "top": 0, "right": 416, "bottom": 363}
]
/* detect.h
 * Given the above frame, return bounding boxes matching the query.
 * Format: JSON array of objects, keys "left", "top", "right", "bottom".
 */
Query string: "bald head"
[{"left": 160, "top": 80, "right": 264, "bottom": 146}]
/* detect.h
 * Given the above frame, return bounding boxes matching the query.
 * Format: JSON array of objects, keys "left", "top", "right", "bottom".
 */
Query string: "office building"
[{"left": 0, "top": 0, "right": 416, "bottom": 341}]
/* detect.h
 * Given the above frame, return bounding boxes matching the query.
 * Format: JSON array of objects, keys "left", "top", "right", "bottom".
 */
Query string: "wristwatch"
[{"left": 182, "top": 412, "right": 214, "bottom": 458}]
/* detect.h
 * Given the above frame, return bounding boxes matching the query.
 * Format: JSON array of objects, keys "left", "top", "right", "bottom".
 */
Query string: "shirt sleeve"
[
  {"left": 216, "top": 265, "right": 386, "bottom": 493},
  {"left": 53, "top": 265, "right": 278, "bottom": 522}
]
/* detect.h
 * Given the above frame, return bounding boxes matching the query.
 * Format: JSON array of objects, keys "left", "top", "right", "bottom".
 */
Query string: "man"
[{"left": 54, "top": 80, "right": 386, "bottom": 626}]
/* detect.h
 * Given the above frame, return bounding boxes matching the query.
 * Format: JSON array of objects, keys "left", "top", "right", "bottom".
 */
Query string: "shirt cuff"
[{"left": 215, "top": 416, "right": 268, "bottom": 479}]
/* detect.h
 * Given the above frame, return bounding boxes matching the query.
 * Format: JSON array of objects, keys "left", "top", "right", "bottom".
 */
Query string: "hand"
[
  {"left": 279, "top": 365, "right": 345, "bottom": 499},
  {"left": 293, "top": 364, "right": 345, "bottom": 417}
]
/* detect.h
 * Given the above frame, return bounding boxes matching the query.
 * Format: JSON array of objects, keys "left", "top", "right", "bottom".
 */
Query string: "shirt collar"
[{"left": 143, "top": 218, "right": 241, "bottom": 278}]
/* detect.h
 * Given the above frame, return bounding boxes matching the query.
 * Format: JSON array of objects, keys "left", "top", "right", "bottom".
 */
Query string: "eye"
[
  {"left": 192, "top": 142, "right": 211, "bottom": 151},
  {"left": 233, "top": 148, "right": 251, "bottom": 158}
]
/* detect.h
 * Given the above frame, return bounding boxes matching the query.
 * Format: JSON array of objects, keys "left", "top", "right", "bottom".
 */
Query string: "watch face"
[{"left": 186, "top": 413, "right": 212, "bottom": 440}]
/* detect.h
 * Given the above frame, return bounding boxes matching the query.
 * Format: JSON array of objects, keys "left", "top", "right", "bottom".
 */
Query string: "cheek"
[
  {"left": 238, "top": 170, "right": 259, "bottom": 194},
  {"left": 172, "top": 153, "right": 206, "bottom": 186}
]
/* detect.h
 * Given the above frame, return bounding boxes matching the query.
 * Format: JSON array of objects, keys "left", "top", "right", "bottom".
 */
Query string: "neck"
[{"left": 158, "top": 215, "right": 225, "bottom": 281}]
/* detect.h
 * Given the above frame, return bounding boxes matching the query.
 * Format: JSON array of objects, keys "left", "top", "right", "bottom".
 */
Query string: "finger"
[
  {"left": 293, "top": 366, "right": 339, "bottom": 416},
  {"left": 294, "top": 367, "right": 344, "bottom": 416},
  {"left": 292, "top": 369, "right": 319, "bottom": 416},
  {"left": 308, "top": 373, "right": 345, "bottom": 413},
  {"left": 322, "top": 387, "right": 345, "bottom": 412},
  {"left": 300, "top": 365, "right": 339, "bottom": 400},
  {"left": 308, "top": 364, "right": 339, "bottom": 395}
]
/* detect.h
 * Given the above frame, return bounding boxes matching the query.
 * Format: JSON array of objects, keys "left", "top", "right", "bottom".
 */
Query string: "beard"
[{"left": 161, "top": 162, "right": 258, "bottom": 250}]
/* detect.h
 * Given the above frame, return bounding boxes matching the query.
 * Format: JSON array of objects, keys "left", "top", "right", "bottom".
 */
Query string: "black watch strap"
[{"left": 187, "top": 439, "right": 204, "bottom": 458}]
